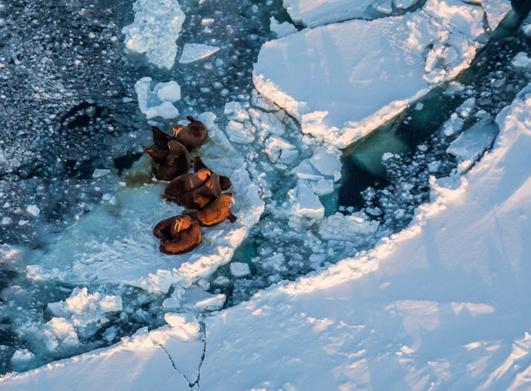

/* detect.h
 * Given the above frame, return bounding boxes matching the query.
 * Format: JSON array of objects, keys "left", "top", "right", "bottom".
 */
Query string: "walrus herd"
[{"left": 144, "top": 116, "right": 237, "bottom": 255}]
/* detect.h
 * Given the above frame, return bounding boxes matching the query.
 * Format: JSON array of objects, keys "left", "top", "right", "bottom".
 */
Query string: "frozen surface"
[
  {"left": 178, "top": 43, "right": 220, "bottom": 64},
  {"left": 480, "top": 0, "right": 512, "bottom": 30},
  {"left": 19, "top": 113, "right": 264, "bottom": 295},
  {"left": 269, "top": 17, "right": 298, "bottom": 38},
  {"left": 255, "top": 0, "right": 507, "bottom": 148},
  {"left": 2, "top": 84, "right": 528, "bottom": 391},
  {"left": 122, "top": 0, "right": 186, "bottom": 69}
]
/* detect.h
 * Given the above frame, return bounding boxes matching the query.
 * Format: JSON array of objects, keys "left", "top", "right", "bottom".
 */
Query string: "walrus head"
[
  {"left": 171, "top": 214, "right": 195, "bottom": 237},
  {"left": 172, "top": 125, "right": 186, "bottom": 137}
]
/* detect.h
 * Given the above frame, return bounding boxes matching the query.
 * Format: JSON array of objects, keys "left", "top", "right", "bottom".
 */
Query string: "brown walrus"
[
  {"left": 172, "top": 116, "right": 208, "bottom": 150},
  {"left": 165, "top": 167, "right": 224, "bottom": 209},
  {"left": 193, "top": 157, "right": 232, "bottom": 191},
  {"left": 146, "top": 140, "right": 191, "bottom": 181},
  {"left": 155, "top": 214, "right": 203, "bottom": 255},
  {"left": 189, "top": 193, "right": 237, "bottom": 227}
]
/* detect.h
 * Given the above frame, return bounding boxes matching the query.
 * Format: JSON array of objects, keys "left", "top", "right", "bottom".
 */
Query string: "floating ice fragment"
[
  {"left": 269, "top": 17, "right": 297, "bottom": 37},
  {"left": 122, "top": 0, "right": 185, "bottom": 69},
  {"left": 230, "top": 262, "right": 251, "bottom": 278},
  {"left": 179, "top": 43, "right": 220, "bottom": 64},
  {"left": 26, "top": 205, "right": 40, "bottom": 217},
  {"left": 135, "top": 77, "right": 180, "bottom": 119},
  {"left": 318, "top": 213, "right": 379, "bottom": 242},
  {"left": 511, "top": 52, "right": 531, "bottom": 70},
  {"left": 164, "top": 312, "right": 200, "bottom": 341}
]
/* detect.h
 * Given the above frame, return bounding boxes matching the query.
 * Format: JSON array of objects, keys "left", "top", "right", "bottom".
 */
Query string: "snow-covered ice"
[
  {"left": 122, "top": 0, "right": 186, "bottom": 69},
  {"left": 255, "top": 0, "right": 511, "bottom": 148},
  {"left": 19, "top": 113, "right": 264, "bottom": 295},
  {"left": 178, "top": 43, "right": 220, "bottom": 64},
  {"left": 2, "top": 84, "right": 528, "bottom": 391}
]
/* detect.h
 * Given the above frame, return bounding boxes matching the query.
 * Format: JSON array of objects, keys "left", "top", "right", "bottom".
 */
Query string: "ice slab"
[
  {"left": 178, "top": 43, "right": 220, "bottom": 64},
  {"left": 447, "top": 120, "right": 498, "bottom": 169},
  {"left": 269, "top": 17, "right": 298, "bottom": 38},
  {"left": 282, "top": 0, "right": 378, "bottom": 27},
  {"left": 22, "top": 113, "right": 264, "bottom": 294},
  {"left": 122, "top": 0, "right": 186, "bottom": 69},
  {"left": 254, "top": 0, "right": 494, "bottom": 148},
  {"left": 135, "top": 77, "right": 181, "bottom": 120},
  {"left": 480, "top": 0, "right": 512, "bottom": 30}
]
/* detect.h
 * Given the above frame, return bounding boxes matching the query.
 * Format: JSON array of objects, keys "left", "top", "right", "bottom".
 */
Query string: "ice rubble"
[
  {"left": 178, "top": 43, "right": 220, "bottom": 64},
  {"left": 2, "top": 83, "right": 528, "bottom": 391},
  {"left": 255, "top": 0, "right": 512, "bottom": 148},
  {"left": 21, "top": 113, "right": 264, "bottom": 295},
  {"left": 134, "top": 77, "right": 181, "bottom": 119},
  {"left": 122, "top": 0, "right": 186, "bottom": 70}
]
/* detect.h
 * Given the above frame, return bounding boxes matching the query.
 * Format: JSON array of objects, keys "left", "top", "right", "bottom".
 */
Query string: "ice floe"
[
  {"left": 135, "top": 77, "right": 181, "bottom": 119},
  {"left": 122, "top": 0, "right": 186, "bottom": 70},
  {"left": 255, "top": 0, "right": 510, "bottom": 148},
  {"left": 178, "top": 43, "right": 220, "bottom": 64},
  {"left": 21, "top": 113, "right": 264, "bottom": 295}
]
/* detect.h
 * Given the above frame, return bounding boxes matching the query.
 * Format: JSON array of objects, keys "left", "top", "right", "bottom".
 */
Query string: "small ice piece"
[
  {"left": 318, "top": 213, "right": 379, "bottom": 241},
  {"left": 181, "top": 287, "right": 226, "bottom": 311},
  {"left": 269, "top": 16, "right": 297, "bottom": 37},
  {"left": 442, "top": 113, "right": 464, "bottom": 137},
  {"left": 225, "top": 120, "right": 255, "bottom": 144},
  {"left": 212, "top": 276, "right": 230, "bottom": 286},
  {"left": 26, "top": 205, "right": 40, "bottom": 217},
  {"left": 135, "top": 77, "right": 180, "bottom": 120},
  {"left": 10, "top": 349, "right": 35, "bottom": 365},
  {"left": 511, "top": 52, "right": 531, "bottom": 70},
  {"left": 47, "top": 288, "right": 123, "bottom": 339},
  {"left": 224, "top": 101, "right": 250, "bottom": 122},
  {"left": 92, "top": 168, "right": 111, "bottom": 179},
  {"left": 308, "top": 147, "right": 342, "bottom": 181},
  {"left": 43, "top": 317, "right": 80, "bottom": 351},
  {"left": 523, "top": 22, "right": 531, "bottom": 37},
  {"left": 313, "top": 178, "right": 335, "bottom": 196},
  {"left": 446, "top": 120, "right": 498, "bottom": 167},
  {"left": 179, "top": 43, "right": 220, "bottom": 64},
  {"left": 374, "top": 0, "right": 393, "bottom": 14},
  {"left": 264, "top": 136, "right": 298, "bottom": 163},
  {"left": 122, "top": 0, "right": 186, "bottom": 69},
  {"left": 164, "top": 312, "right": 200, "bottom": 341},
  {"left": 230, "top": 262, "right": 251, "bottom": 278},
  {"left": 289, "top": 180, "right": 325, "bottom": 220},
  {"left": 393, "top": 0, "right": 419, "bottom": 10},
  {"left": 155, "top": 81, "right": 181, "bottom": 102}
]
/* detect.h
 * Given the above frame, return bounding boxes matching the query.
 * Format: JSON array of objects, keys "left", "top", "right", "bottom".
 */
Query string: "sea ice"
[
  {"left": 255, "top": 0, "right": 502, "bottom": 148},
  {"left": 269, "top": 17, "right": 297, "bottom": 38},
  {"left": 511, "top": 52, "right": 531, "bottom": 70},
  {"left": 318, "top": 212, "right": 379, "bottom": 242},
  {"left": 178, "top": 43, "right": 220, "bottom": 64},
  {"left": 282, "top": 0, "right": 378, "bottom": 27},
  {"left": 122, "top": 0, "right": 186, "bottom": 69}
]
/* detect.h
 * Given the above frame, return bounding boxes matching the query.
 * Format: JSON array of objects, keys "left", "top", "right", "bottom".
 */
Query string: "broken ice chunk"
[
  {"left": 447, "top": 120, "right": 498, "bottom": 171},
  {"left": 511, "top": 52, "right": 531, "bottom": 70},
  {"left": 230, "top": 262, "right": 251, "bottom": 278},
  {"left": 225, "top": 120, "right": 255, "bottom": 144},
  {"left": 269, "top": 17, "right": 297, "bottom": 37},
  {"left": 164, "top": 312, "right": 200, "bottom": 341},
  {"left": 122, "top": 0, "right": 186, "bottom": 69},
  {"left": 318, "top": 213, "right": 379, "bottom": 242},
  {"left": 289, "top": 180, "right": 325, "bottom": 221},
  {"left": 264, "top": 136, "right": 298, "bottom": 164},
  {"left": 135, "top": 77, "right": 181, "bottom": 120},
  {"left": 181, "top": 287, "right": 226, "bottom": 311},
  {"left": 43, "top": 317, "right": 80, "bottom": 352},
  {"left": 179, "top": 43, "right": 220, "bottom": 64}
]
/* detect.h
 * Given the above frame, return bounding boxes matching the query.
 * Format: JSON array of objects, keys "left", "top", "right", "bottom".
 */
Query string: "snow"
[
  {"left": 134, "top": 77, "right": 181, "bottom": 120},
  {"left": 230, "top": 262, "right": 251, "bottom": 278},
  {"left": 20, "top": 112, "right": 264, "bottom": 295},
  {"left": 122, "top": 0, "right": 186, "bottom": 69},
  {"left": 254, "top": 0, "right": 506, "bottom": 148},
  {"left": 178, "top": 43, "right": 220, "bottom": 64},
  {"left": 2, "top": 84, "right": 528, "bottom": 391}
]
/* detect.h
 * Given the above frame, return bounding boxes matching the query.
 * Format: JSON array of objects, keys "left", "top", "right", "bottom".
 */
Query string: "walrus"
[
  {"left": 147, "top": 140, "right": 191, "bottom": 181},
  {"left": 189, "top": 193, "right": 237, "bottom": 227},
  {"left": 165, "top": 167, "right": 223, "bottom": 209},
  {"left": 153, "top": 214, "right": 195, "bottom": 241},
  {"left": 151, "top": 126, "right": 173, "bottom": 150},
  {"left": 172, "top": 116, "right": 208, "bottom": 150},
  {"left": 159, "top": 218, "right": 202, "bottom": 255},
  {"left": 193, "top": 157, "right": 232, "bottom": 191}
]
